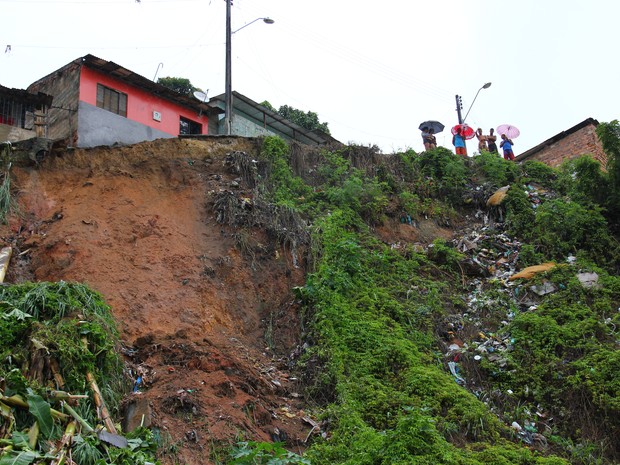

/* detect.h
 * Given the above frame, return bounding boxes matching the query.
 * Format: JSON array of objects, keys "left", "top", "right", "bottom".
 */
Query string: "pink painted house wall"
[{"left": 79, "top": 67, "right": 208, "bottom": 136}]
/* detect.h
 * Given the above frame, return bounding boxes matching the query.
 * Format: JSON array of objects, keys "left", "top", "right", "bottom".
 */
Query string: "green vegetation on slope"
[
  {"left": 229, "top": 133, "right": 620, "bottom": 464},
  {"left": 0, "top": 282, "right": 159, "bottom": 465}
]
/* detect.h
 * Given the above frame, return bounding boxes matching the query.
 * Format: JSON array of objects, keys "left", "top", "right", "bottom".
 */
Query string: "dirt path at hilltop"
[{"left": 1, "top": 137, "right": 310, "bottom": 464}]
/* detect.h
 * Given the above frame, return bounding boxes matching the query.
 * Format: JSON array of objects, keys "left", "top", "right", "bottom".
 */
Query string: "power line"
[{"left": 0, "top": 0, "right": 201, "bottom": 3}]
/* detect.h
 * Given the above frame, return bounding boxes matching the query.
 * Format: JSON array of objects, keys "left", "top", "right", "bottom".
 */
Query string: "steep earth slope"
[{"left": 1, "top": 137, "right": 316, "bottom": 464}]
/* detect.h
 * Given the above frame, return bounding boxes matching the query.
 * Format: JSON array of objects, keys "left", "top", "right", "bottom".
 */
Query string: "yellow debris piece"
[
  {"left": 510, "top": 262, "right": 556, "bottom": 281},
  {"left": 486, "top": 186, "right": 510, "bottom": 207}
]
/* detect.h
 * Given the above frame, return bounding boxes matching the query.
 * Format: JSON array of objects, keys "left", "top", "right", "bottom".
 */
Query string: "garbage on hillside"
[
  {"left": 448, "top": 361, "right": 466, "bottom": 385},
  {"left": 0, "top": 246, "right": 11, "bottom": 282},
  {"left": 530, "top": 280, "right": 557, "bottom": 296},
  {"left": 509, "top": 262, "right": 556, "bottom": 281},
  {"left": 437, "top": 194, "right": 606, "bottom": 454},
  {"left": 524, "top": 183, "right": 555, "bottom": 208},
  {"left": 577, "top": 271, "right": 600, "bottom": 289},
  {"left": 486, "top": 186, "right": 510, "bottom": 207}
]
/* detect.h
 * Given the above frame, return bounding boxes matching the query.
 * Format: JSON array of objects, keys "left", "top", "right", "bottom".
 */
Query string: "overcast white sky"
[{"left": 2, "top": 0, "right": 619, "bottom": 155}]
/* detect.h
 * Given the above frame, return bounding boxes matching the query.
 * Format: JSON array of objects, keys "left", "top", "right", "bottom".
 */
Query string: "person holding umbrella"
[
  {"left": 419, "top": 120, "right": 444, "bottom": 152},
  {"left": 500, "top": 134, "right": 515, "bottom": 160},
  {"left": 421, "top": 127, "right": 431, "bottom": 151},
  {"left": 452, "top": 127, "right": 467, "bottom": 156},
  {"left": 424, "top": 128, "right": 437, "bottom": 151}
]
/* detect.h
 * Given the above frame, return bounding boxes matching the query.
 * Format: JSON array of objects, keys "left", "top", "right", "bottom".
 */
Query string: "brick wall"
[{"left": 525, "top": 123, "right": 607, "bottom": 168}]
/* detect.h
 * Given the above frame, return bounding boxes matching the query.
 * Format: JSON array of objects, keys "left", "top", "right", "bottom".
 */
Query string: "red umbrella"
[
  {"left": 451, "top": 124, "right": 476, "bottom": 140},
  {"left": 496, "top": 124, "right": 520, "bottom": 139}
]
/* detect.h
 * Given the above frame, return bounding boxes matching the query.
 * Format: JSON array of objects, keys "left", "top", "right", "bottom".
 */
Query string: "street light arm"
[
  {"left": 463, "top": 82, "right": 491, "bottom": 124},
  {"left": 462, "top": 88, "right": 482, "bottom": 124},
  {"left": 232, "top": 17, "right": 274, "bottom": 34},
  {"left": 224, "top": 6, "right": 275, "bottom": 136}
]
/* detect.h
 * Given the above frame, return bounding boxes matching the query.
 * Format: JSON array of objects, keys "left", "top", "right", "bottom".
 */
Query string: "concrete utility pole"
[
  {"left": 224, "top": 3, "right": 272, "bottom": 136},
  {"left": 224, "top": 0, "right": 232, "bottom": 135},
  {"left": 455, "top": 94, "right": 466, "bottom": 155},
  {"left": 455, "top": 94, "right": 464, "bottom": 125}
]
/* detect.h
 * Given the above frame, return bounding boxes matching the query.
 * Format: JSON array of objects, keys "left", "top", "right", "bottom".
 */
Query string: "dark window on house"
[
  {"left": 179, "top": 116, "right": 202, "bottom": 135},
  {"left": 0, "top": 96, "right": 37, "bottom": 129},
  {"left": 96, "top": 84, "right": 127, "bottom": 117}
]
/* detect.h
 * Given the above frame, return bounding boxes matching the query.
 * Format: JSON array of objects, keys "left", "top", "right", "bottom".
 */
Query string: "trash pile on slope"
[{"left": 439, "top": 184, "right": 588, "bottom": 448}]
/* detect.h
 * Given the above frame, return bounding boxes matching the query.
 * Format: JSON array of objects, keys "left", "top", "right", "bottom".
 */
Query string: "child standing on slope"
[
  {"left": 500, "top": 134, "right": 515, "bottom": 160},
  {"left": 452, "top": 128, "right": 467, "bottom": 156}
]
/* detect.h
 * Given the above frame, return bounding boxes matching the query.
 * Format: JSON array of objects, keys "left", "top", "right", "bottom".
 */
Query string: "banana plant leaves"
[{"left": 25, "top": 393, "right": 53, "bottom": 438}]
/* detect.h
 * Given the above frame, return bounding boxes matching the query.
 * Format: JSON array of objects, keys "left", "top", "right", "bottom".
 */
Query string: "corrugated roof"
[
  {"left": 210, "top": 91, "right": 340, "bottom": 146},
  {"left": 0, "top": 84, "right": 53, "bottom": 108},
  {"left": 80, "top": 54, "right": 222, "bottom": 116}
]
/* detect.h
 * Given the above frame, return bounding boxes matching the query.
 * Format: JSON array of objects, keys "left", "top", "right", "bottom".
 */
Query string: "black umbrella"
[{"left": 419, "top": 120, "right": 445, "bottom": 133}]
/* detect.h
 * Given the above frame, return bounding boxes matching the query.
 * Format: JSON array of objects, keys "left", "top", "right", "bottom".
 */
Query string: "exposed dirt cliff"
[{"left": 1, "top": 137, "right": 319, "bottom": 464}]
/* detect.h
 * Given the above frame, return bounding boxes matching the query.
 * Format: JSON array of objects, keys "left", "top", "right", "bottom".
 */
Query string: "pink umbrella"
[
  {"left": 496, "top": 124, "right": 520, "bottom": 139},
  {"left": 451, "top": 124, "right": 476, "bottom": 140}
]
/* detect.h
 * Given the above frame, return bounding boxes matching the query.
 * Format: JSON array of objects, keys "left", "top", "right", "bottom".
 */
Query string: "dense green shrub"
[
  {"left": 520, "top": 160, "right": 558, "bottom": 188},
  {"left": 472, "top": 151, "right": 520, "bottom": 187},
  {"left": 504, "top": 264, "right": 620, "bottom": 460},
  {"left": 416, "top": 148, "right": 468, "bottom": 203},
  {"left": 503, "top": 185, "right": 536, "bottom": 239},
  {"left": 260, "top": 136, "right": 312, "bottom": 206},
  {"left": 531, "top": 199, "right": 618, "bottom": 267},
  {"left": 0, "top": 282, "right": 158, "bottom": 465},
  {"left": 0, "top": 282, "right": 124, "bottom": 407},
  {"left": 556, "top": 155, "right": 609, "bottom": 206}
]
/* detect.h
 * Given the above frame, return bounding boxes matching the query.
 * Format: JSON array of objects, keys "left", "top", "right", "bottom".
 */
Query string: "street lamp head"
[
  {"left": 482, "top": 82, "right": 492, "bottom": 89},
  {"left": 263, "top": 17, "right": 275, "bottom": 24}
]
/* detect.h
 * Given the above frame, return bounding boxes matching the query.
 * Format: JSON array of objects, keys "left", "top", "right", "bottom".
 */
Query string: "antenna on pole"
[{"left": 153, "top": 62, "right": 163, "bottom": 82}]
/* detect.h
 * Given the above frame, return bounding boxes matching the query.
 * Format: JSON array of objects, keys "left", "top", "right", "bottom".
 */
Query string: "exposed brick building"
[{"left": 515, "top": 118, "right": 607, "bottom": 168}]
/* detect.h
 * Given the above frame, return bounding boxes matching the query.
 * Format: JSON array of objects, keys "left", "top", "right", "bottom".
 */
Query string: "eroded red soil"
[{"left": 2, "top": 137, "right": 310, "bottom": 464}]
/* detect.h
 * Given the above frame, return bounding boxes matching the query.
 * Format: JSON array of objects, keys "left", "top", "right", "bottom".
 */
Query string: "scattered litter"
[
  {"left": 577, "top": 272, "right": 600, "bottom": 289},
  {"left": 448, "top": 361, "right": 465, "bottom": 385},
  {"left": 487, "top": 186, "right": 510, "bottom": 207},
  {"left": 279, "top": 407, "right": 296, "bottom": 419},
  {"left": 510, "top": 263, "right": 556, "bottom": 281},
  {"left": 530, "top": 281, "right": 557, "bottom": 296},
  {"left": 133, "top": 375, "right": 142, "bottom": 393}
]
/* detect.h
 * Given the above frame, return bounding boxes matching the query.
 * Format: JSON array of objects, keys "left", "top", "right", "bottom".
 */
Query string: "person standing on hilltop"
[
  {"left": 476, "top": 128, "right": 487, "bottom": 153},
  {"left": 452, "top": 127, "right": 467, "bottom": 156},
  {"left": 427, "top": 128, "right": 437, "bottom": 150},
  {"left": 421, "top": 127, "right": 437, "bottom": 152},
  {"left": 500, "top": 134, "right": 515, "bottom": 160},
  {"left": 486, "top": 128, "right": 498, "bottom": 154}
]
